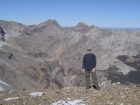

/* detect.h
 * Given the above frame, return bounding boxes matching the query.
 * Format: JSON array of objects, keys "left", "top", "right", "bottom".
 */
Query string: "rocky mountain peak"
[
  {"left": 71, "top": 22, "right": 93, "bottom": 33},
  {"left": 38, "top": 19, "right": 60, "bottom": 28},
  {"left": 75, "top": 22, "right": 88, "bottom": 27}
]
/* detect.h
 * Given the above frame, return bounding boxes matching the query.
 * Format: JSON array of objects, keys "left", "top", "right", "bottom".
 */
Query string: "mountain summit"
[{"left": 38, "top": 19, "right": 60, "bottom": 27}]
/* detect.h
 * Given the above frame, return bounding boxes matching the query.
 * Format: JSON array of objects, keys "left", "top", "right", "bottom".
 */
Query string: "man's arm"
[
  {"left": 92, "top": 54, "right": 96, "bottom": 72},
  {"left": 82, "top": 55, "right": 86, "bottom": 73},
  {"left": 93, "top": 54, "right": 96, "bottom": 68}
]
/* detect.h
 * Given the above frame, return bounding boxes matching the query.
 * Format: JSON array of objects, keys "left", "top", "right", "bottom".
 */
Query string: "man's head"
[{"left": 87, "top": 49, "right": 92, "bottom": 54}]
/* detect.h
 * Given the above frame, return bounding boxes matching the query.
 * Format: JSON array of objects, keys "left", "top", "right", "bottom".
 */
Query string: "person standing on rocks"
[{"left": 82, "top": 48, "right": 100, "bottom": 90}]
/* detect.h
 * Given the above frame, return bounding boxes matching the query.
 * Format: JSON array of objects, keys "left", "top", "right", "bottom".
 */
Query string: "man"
[{"left": 82, "top": 48, "right": 100, "bottom": 90}]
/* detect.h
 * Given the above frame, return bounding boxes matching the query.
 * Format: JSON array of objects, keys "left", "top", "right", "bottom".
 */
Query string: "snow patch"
[
  {"left": 29, "top": 92, "right": 45, "bottom": 97},
  {"left": 0, "top": 80, "right": 11, "bottom": 91},
  {"left": 0, "top": 87, "right": 4, "bottom": 91},
  {"left": 0, "top": 80, "right": 11, "bottom": 87},
  {"left": 4, "top": 97, "right": 19, "bottom": 101},
  {"left": 52, "top": 99, "right": 86, "bottom": 105},
  {"left": 23, "top": 54, "right": 27, "bottom": 57},
  {"left": 0, "top": 41, "right": 26, "bottom": 52},
  {"left": 0, "top": 42, "right": 8, "bottom": 46}
]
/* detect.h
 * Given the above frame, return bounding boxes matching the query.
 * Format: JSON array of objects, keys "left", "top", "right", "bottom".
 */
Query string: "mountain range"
[{"left": 0, "top": 19, "right": 140, "bottom": 91}]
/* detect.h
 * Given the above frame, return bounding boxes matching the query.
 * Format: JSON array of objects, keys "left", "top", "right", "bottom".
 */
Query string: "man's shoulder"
[
  {"left": 90, "top": 53, "right": 96, "bottom": 57},
  {"left": 84, "top": 53, "right": 96, "bottom": 56},
  {"left": 91, "top": 53, "right": 95, "bottom": 55},
  {"left": 84, "top": 54, "right": 87, "bottom": 57}
]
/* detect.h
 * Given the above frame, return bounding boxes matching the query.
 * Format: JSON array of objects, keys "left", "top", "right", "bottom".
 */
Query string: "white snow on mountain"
[
  {"left": 52, "top": 99, "right": 86, "bottom": 105},
  {"left": 4, "top": 97, "right": 19, "bottom": 101},
  {"left": 0, "top": 80, "right": 11, "bottom": 91},
  {"left": 29, "top": 92, "right": 46, "bottom": 97}
]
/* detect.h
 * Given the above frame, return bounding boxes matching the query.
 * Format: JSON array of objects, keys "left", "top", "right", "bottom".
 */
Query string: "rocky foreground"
[{"left": 0, "top": 82, "right": 139, "bottom": 105}]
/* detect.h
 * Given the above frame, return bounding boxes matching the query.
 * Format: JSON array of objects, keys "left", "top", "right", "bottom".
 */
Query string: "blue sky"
[{"left": 0, "top": 0, "right": 140, "bottom": 28}]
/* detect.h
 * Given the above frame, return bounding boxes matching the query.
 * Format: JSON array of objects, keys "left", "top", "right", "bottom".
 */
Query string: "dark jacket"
[{"left": 82, "top": 53, "right": 96, "bottom": 70}]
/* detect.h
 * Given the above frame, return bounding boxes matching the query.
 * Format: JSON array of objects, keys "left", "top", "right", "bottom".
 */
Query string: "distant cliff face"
[{"left": 0, "top": 20, "right": 140, "bottom": 91}]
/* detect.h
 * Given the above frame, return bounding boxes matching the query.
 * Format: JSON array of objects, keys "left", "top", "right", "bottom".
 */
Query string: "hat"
[{"left": 87, "top": 48, "right": 92, "bottom": 51}]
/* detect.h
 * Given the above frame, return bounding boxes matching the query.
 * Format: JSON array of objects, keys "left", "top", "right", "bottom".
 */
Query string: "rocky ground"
[{"left": 0, "top": 82, "right": 139, "bottom": 105}]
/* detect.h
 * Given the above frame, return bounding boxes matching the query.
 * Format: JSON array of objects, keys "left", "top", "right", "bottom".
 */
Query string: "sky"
[{"left": 0, "top": 0, "right": 140, "bottom": 28}]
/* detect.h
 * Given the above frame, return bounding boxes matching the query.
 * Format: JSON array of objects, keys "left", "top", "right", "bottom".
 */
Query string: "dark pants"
[{"left": 85, "top": 70, "right": 99, "bottom": 89}]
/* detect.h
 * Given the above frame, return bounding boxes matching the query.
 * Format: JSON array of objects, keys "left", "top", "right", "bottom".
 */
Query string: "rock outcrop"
[{"left": 0, "top": 26, "right": 5, "bottom": 42}]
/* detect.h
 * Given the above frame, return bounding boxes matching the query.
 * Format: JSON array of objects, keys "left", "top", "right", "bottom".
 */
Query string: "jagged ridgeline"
[{"left": 0, "top": 19, "right": 140, "bottom": 91}]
